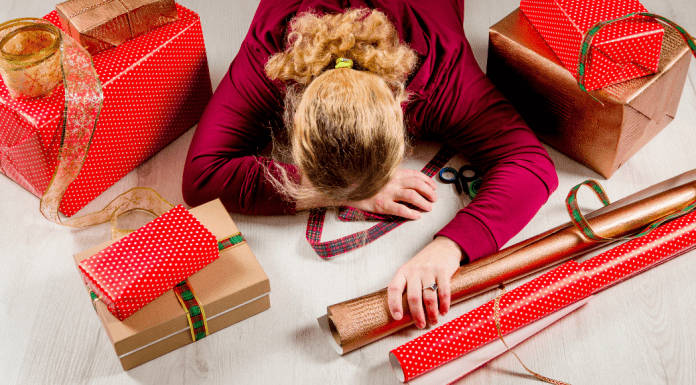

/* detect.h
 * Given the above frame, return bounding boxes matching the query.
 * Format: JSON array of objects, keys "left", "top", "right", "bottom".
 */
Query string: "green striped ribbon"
[
  {"left": 578, "top": 12, "right": 696, "bottom": 100},
  {"left": 218, "top": 232, "right": 245, "bottom": 252},
  {"left": 566, "top": 180, "right": 696, "bottom": 242}
]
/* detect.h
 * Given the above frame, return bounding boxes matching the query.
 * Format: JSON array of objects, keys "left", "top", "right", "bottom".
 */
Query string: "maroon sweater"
[{"left": 182, "top": 0, "right": 559, "bottom": 262}]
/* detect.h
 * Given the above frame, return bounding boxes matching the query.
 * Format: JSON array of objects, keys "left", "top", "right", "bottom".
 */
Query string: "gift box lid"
[
  {"left": 491, "top": 9, "right": 690, "bottom": 122},
  {"left": 520, "top": 0, "right": 664, "bottom": 89},
  {"left": 0, "top": 4, "right": 200, "bottom": 148},
  {"left": 73, "top": 199, "right": 271, "bottom": 356}
]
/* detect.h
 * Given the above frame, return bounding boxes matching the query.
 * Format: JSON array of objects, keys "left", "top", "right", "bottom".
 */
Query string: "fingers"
[
  {"left": 406, "top": 275, "right": 426, "bottom": 329},
  {"left": 383, "top": 200, "right": 423, "bottom": 220},
  {"left": 436, "top": 268, "right": 451, "bottom": 316},
  {"left": 387, "top": 274, "right": 407, "bottom": 320},
  {"left": 422, "top": 282, "right": 439, "bottom": 325},
  {"left": 398, "top": 170, "right": 438, "bottom": 204},
  {"left": 397, "top": 189, "right": 434, "bottom": 213}
]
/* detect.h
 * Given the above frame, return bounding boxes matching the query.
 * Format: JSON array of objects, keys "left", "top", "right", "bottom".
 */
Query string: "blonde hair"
[{"left": 265, "top": 8, "right": 418, "bottom": 203}]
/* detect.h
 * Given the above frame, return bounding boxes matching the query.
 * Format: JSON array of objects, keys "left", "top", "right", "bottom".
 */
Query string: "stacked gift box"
[
  {"left": 74, "top": 199, "right": 271, "bottom": 370},
  {"left": 0, "top": 1, "right": 213, "bottom": 216},
  {"left": 487, "top": 0, "right": 692, "bottom": 178}
]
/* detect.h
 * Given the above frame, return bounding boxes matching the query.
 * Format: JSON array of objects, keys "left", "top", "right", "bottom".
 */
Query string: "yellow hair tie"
[{"left": 335, "top": 57, "right": 353, "bottom": 69}]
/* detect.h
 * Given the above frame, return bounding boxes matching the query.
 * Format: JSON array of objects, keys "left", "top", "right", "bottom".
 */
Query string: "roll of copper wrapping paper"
[{"left": 320, "top": 170, "right": 696, "bottom": 354}]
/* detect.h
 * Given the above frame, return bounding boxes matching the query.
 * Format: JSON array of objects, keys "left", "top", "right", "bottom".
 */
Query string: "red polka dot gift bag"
[{"left": 78, "top": 205, "right": 219, "bottom": 321}]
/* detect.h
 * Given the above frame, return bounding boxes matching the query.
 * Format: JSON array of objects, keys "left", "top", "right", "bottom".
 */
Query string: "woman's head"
[{"left": 265, "top": 8, "right": 417, "bottom": 203}]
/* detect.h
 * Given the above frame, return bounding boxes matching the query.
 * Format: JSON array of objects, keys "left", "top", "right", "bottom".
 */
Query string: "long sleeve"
[
  {"left": 182, "top": 41, "right": 299, "bottom": 215},
  {"left": 411, "top": 35, "right": 559, "bottom": 263}
]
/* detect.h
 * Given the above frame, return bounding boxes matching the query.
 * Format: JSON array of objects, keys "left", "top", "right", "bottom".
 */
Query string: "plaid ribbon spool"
[
  {"left": 306, "top": 145, "right": 458, "bottom": 258},
  {"left": 578, "top": 12, "right": 696, "bottom": 100},
  {"left": 566, "top": 180, "right": 696, "bottom": 242}
]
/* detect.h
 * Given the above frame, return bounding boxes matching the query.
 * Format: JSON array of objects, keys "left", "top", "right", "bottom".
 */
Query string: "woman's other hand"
[
  {"left": 348, "top": 169, "right": 437, "bottom": 220},
  {"left": 387, "top": 236, "right": 463, "bottom": 328}
]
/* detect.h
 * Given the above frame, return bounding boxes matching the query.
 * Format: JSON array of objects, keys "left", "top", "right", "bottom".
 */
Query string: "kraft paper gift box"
[
  {"left": 0, "top": 4, "right": 212, "bottom": 216},
  {"left": 56, "top": 0, "right": 179, "bottom": 55},
  {"left": 487, "top": 9, "right": 691, "bottom": 178},
  {"left": 73, "top": 199, "right": 271, "bottom": 370}
]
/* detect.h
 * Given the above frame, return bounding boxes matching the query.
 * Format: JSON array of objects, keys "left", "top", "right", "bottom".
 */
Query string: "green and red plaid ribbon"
[
  {"left": 567, "top": 180, "right": 696, "bottom": 242},
  {"left": 172, "top": 233, "right": 246, "bottom": 341},
  {"left": 88, "top": 232, "right": 246, "bottom": 341},
  {"left": 174, "top": 280, "right": 209, "bottom": 341},
  {"left": 306, "top": 145, "right": 458, "bottom": 258},
  {"left": 578, "top": 12, "right": 696, "bottom": 98}
]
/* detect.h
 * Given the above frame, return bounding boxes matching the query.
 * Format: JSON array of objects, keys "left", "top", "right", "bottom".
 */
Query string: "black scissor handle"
[{"left": 457, "top": 165, "right": 480, "bottom": 183}]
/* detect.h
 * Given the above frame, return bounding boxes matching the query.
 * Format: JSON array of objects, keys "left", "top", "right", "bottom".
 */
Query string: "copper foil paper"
[
  {"left": 487, "top": 9, "right": 691, "bottom": 178},
  {"left": 56, "top": 0, "right": 178, "bottom": 55},
  {"left": 321, "top": 172, "right": 696, "bottom": 354}
]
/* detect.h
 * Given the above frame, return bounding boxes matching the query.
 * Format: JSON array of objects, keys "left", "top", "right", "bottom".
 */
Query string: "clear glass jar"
[{"left": 0, "top": 18, "right": 61, "bottom": 99}]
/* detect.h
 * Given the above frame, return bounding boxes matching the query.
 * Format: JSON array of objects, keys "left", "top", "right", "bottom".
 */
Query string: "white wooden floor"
[{"left": 2, "top": 0, "right": 696, "bottom": 384}]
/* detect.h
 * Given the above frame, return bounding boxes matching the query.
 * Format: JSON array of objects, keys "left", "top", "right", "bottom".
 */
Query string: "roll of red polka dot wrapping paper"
[
  {"left": 78, "top": 205, "right": 219, "bottom": 321},
  {"left": 390, "top": 261, "right": 595, "bottom": 383},
  {"left": 390, "top": 209, "right": 696, "bottom": 384},
  {"left": 520, "top": 0, "right": 663, "bottom": 91},
  {"left": 0, "top": 5, "right": 212, "bottom": 216}
]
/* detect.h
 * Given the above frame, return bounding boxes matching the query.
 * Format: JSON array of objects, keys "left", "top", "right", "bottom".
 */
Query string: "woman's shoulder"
[{"left": 243, "top": 0, "right": 466, "bottom": 54}]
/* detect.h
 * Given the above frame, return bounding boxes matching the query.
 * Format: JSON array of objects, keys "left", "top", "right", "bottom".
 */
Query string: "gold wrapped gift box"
[
  {"left": 487, "top": 9, "right": 692, "bottom": 178},
  {"left": 56, "top": 0, "right": 178, "bottom": 55},
  {"left": 73, "top": 200, "right": 271, "bottom": 370}
]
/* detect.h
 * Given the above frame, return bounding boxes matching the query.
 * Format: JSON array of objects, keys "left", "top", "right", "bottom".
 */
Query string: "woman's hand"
[
  {"left": 387, "top": 236, "right": 464, "bottom": 328},
  {"left": 347, "top": 169, "right": 438, "bottom": 220}
]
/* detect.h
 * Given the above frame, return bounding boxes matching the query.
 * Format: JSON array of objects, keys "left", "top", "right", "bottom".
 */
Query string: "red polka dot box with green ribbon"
[
  {"left": 520, "top": 0, "right": 663, "bottom": 91},
  {"left": 78, "top": 205, "right": 219, "bottom": 321}
]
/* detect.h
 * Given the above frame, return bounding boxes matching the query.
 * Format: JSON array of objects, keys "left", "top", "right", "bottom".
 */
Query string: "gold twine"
[{"left": 493, "top": 285, "right": 571, "bottom": 385}]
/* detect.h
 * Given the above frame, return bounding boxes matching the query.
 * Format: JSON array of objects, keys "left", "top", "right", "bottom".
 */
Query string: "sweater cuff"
[{"left": 434, "top": 211, "right": 498, "bottom": 263}]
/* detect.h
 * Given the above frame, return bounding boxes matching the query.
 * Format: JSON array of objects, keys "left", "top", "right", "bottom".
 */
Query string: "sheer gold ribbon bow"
[{"left": 0, "top": 18, "right": 172, "bottom": 238}]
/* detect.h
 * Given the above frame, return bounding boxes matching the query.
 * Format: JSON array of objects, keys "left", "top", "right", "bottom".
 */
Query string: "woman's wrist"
[{"left": 432, "top": 236, "right": 465, "bottom": 262}]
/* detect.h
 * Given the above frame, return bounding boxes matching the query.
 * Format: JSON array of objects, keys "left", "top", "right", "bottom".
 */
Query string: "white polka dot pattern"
[
  {"left": 581, "top": 210, "right": 696, "bottom": 291},
  {"left": 520, "top": 0, "right": 663, "bottom": 90},
  {"left": 391, "top": 261, "right": 594, "bottom": 382},
  {"left": 78, "top": 205, "right": 218, "bottom": 321},
  {"left": 391, "top": 209, "right": 696, "bottom": 383},
  {"left": 0, "top": 5, "right": 213, "bottom": 216}
]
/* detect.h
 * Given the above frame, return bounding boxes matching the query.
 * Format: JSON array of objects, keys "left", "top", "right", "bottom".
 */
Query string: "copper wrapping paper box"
[
  {"left": 73, "top": 200, "right": 271, "bottom": 370},
  {"left": 56, "top": 0, "right": 178, "bottom": 55},
  {"left": 487, "top": 9, "right": 692, "bottom": 178}
]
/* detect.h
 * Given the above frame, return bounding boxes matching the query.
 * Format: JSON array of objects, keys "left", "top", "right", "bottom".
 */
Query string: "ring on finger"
[{"left": 422, "top": 282, "right": 438, "bottom": 292}]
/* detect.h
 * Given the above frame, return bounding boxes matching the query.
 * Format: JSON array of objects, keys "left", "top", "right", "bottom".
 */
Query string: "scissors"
[{"left": 438, "top": 165, "right": 483, "bottom": 199}]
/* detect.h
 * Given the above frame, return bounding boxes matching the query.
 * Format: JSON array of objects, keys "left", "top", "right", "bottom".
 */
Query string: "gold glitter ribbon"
[
  {"left": 493, "top": 285, "right": 571, "bottom": 385},
  {"left": 0, "top": 18, "right": 174, "bottom": 236}
]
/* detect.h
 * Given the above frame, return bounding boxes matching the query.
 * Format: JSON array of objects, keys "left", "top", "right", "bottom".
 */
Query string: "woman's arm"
[
  {"left": 388, "top": 35, "right": 559, "bottom": 327},
  {"left": 182, "top": 42, "right": 299, "bottom": 215}
]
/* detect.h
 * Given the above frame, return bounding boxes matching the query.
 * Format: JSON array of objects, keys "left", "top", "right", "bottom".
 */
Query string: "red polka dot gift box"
[
  {"left": 487, "top": 9, "right": 691, "bottom": 178},
  {"left": 520, "top": 0, "right": 663, "bottom": 91},
  {"left": 0, "top": 4, "right": 213, "bottom": 216},
  {"left": 78, "top": 204, "right": 219, "bottom": 321},
  {"left": 74, "top": 199, "right": 271, "bottom": 370}
]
